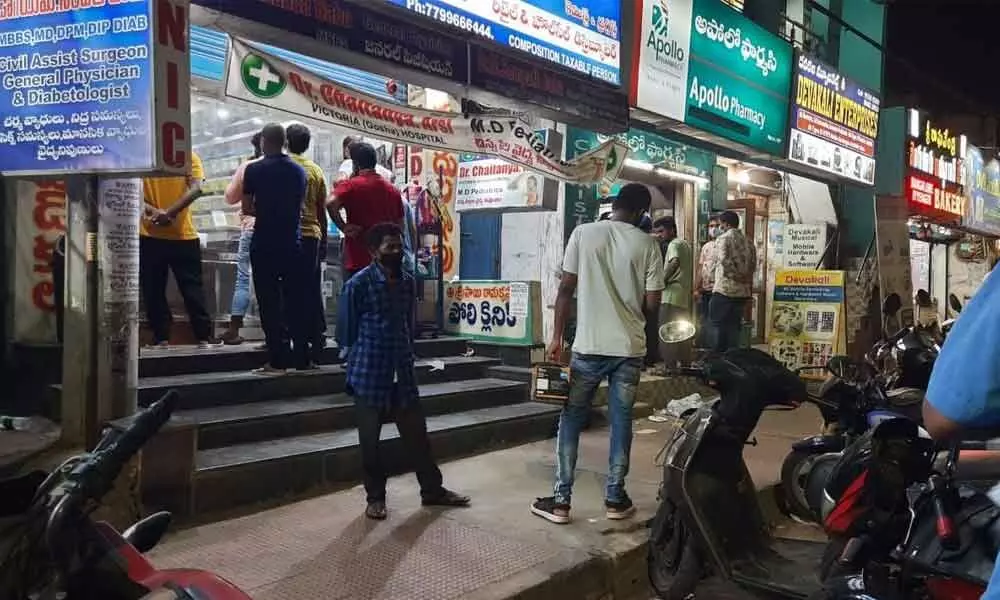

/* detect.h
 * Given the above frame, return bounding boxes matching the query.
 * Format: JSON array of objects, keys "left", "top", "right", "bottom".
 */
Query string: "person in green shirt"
[{"left": 653, "top": 217, "right": 692, "bottom": 368}]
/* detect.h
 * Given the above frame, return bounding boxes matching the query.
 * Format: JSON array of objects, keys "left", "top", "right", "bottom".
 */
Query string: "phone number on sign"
[{"left": 405, "top": 0, "right": 495, "bottom": 40}]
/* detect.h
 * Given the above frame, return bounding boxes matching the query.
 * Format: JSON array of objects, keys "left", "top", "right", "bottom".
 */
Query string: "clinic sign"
[
  {"left": 787, "top": 53, "right": 880, "bottom": 185},
  {"left": 631, "top": 0, "right": 792, "bottom": 155},
  {"left": 0, "top": 0, "right": 192, "bottom": 177},
  {"left": 378, "top": 0, "right": 622, "bottom": 86}
]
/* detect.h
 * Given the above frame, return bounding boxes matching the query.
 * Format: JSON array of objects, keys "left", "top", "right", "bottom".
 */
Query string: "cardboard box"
[{"left": 532, "top": 363, "right": 571, "bottom": 404}]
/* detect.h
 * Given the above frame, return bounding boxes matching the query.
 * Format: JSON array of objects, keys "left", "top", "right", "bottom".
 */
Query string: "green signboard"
[{"left": 685, "top": 0, "right": 793, "bottom": 155}]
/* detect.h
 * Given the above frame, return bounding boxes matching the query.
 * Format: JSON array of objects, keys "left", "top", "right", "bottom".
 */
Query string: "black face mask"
[{"left": 379, "top": 252, "right": 403, "bottom": 272}]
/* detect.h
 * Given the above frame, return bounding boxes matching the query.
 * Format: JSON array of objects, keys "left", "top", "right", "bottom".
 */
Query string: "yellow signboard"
[{"left": 769, "top": 270, "right": 846, "bottom": 377}]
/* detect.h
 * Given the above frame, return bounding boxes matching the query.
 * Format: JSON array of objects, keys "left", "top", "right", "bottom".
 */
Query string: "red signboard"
[{"left": 906, "top": 171, "right": 965, "bottom": 224}]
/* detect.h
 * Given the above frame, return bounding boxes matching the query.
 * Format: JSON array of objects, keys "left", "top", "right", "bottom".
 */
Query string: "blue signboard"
[
  {"left": 378, "top": 0, "right": 622, "bottom": 86},
  {"left": 191, "top": 0, "right": 468, "bottom": 84},
  {"left": 0, "top": 2, "right": 155, "bottom": 175},
  {"left": 964, "top": 145, "right": 1000, "bottom": 236}
]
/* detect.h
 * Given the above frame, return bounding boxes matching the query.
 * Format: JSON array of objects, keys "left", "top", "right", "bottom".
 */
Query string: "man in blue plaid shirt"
[{"left": 337, "top": 222, "right": 470, "bottom": 520}]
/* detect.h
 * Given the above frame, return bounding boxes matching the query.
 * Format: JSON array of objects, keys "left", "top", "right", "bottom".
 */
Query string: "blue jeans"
[
  {"left": 554, "top": 353, "right": 642, "bottom": 505},
  {"left": 230, "top": 229, "right": 253, "bottom": 317},
  {"left": 709, "top": 294, "right": 746, "bottom": 352}
]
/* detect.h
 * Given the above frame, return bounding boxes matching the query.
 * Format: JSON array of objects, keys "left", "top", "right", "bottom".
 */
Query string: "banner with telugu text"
[{"left": 225, "top": 38, "right": 627, "bottom": 184}]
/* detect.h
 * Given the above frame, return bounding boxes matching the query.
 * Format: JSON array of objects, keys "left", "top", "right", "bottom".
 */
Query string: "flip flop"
[
  {"left": 421, "top": 489, "right": 471, "bottom": 507},
  {"left": 366, "top": 501, "right": 387, "bottom": 520}
]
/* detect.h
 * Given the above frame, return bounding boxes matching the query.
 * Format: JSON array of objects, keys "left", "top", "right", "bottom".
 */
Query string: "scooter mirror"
[
  {"left": 949, "top": 293, "right": 963, "bottom": 313},
  {"left": 826, "top": 355, "right": 854, "bottom": 379},
  {"left": 915, "top": 289, "right": 931, "bottom": 307},
  {"left": 882, "top": 292, "right": 902, "bottom": 317},
  {"left": 659, "top": 320, "right": 697, "bottom": 344}
]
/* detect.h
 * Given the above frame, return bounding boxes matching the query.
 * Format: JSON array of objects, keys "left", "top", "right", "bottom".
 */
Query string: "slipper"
[{"left": 366, "top": 501, "right": 387, "bottom": 520}]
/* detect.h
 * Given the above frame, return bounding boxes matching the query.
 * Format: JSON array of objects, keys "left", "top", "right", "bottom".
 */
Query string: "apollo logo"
[{"left": 646, "top": 0, "right": 685, "bottom": 64}]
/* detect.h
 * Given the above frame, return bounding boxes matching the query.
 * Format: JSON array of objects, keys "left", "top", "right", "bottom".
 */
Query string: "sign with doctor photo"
[{"left": 454, "top": 154, "right": 558, "bottom": 212}]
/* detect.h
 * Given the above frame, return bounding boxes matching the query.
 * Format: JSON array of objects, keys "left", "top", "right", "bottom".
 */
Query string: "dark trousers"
[
  {"left": 251, "top": 246, "right": 308, "bottom": 369},
  {"left": 139, "top": 236, "right": 213, "bottom": 343},
  {"left": 696, "top": 292, "right": 713, "bottom": 348},
  {"left": 355, "top": 400, "right": 443, "bottom": 503},
  {"left": 300, "top": 237, "right": 326, "bottom": 361},
  {"left": 644, "top": 311, "right": 660, "bottom": 366},
  {"left": 709, "top": 294, "right": 747, "bottom": 353}
]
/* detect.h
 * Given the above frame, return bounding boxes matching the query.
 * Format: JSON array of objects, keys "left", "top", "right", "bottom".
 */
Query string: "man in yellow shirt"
[
  {"left": 140, "top": 152, "right": 219, "bottom": 348},
  {"left": 287, "top": 124, "right": 329, "bottom": 365}
]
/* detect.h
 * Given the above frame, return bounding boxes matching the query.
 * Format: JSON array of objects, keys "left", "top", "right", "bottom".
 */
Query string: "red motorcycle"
[{"left": 0, "top": 391, "right": 251, "bottom": 600}]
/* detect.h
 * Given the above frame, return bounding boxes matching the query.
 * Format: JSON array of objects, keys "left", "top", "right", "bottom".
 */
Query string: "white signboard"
[
  {"left": 455, "top": 157, "right": 556, "bottom": 211},
  {"left": 783, "top": 224, "right": 827, "bottom": 269},
  {"left": 634, "top": 0, "right": 693, "bottom": 121}
]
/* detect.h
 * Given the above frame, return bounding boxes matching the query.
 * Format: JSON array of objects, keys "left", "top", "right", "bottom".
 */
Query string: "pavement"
[{"left": 148, "top": 402, "right": 825, "bottom": 600}]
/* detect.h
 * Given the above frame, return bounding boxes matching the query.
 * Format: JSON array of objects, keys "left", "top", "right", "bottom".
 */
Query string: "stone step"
[
  {"left": 138, "top": 336, "right": 469, "bottom": 378},
  {"left": 185, "top": 402, "right": 561, "bottom": 516},
  {"left": 180, "top": 378, "right": 529, "bottom": 449},
  {"left": 487, "top": 364, "right": 533, "bottom": 383}
]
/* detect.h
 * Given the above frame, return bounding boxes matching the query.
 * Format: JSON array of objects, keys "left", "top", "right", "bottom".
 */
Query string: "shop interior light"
[
  {"left": 736, "top": 170, "right": 751, "bottom": 185},
  {"left": 652, "top": 166, "right": 710, "bottom": 185},
  {"left": 625, "top": 158, "right": 654, "bottom": 173},
  {"left": 908, "top": 108, "right": 920, "bottom": 138},
  {"left": 216, "top": 108, "right": 230, "bottom": 119}
]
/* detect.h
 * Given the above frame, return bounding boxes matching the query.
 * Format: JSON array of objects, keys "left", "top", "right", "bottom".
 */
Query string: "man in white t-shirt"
[
  {"left": 531, "top": 183, "right": 665, "bottom": 525},
  {"left": 336, "top": 135, "right": 394, "bottom": 183}
]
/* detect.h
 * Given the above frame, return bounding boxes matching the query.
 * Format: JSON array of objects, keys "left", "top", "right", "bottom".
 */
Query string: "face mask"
[
  {"left": 380, "top": 252, "right": 403, "bottom": 272},
  {"left": 708, "top": 226, "right": 719, "bottom": 238}
]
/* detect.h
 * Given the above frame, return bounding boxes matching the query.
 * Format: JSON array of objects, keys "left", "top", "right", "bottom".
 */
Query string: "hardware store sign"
[
  {"left": 226, "top": 38, "right": 627, "bottom": 183},
  {"left": 0, "top": 0, "right": 191, "bottom": 176}
]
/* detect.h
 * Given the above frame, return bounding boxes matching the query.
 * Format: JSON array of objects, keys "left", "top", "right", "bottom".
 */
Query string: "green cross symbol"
[{"left": 241, "top": 54, "right": 285, "bottom": 99}]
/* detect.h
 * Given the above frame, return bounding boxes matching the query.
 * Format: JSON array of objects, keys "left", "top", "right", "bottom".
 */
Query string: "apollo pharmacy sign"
[
  {"left": 632, "top": 0, "right": 792, "bottom": 155},
  {"left": 226, "top": 38, "right": 627, "bottom": 184},
  {"left": 0, "top": 0, "right": 191, "bottom": 177}
]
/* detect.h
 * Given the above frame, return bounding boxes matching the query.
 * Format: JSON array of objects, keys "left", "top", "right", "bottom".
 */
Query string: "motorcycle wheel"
[
  {"left": 648, "top": 500, "right": 702, "bottom": 600},
  {"left": 651, "top": 541, "right": 702, "bottom": 600},
  {"left": 779, "top": 450, "right": 819, "bottom": 523}
]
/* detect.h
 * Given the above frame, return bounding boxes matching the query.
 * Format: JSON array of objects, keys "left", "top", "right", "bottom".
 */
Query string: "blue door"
[{"left": 459, "top": 213, "right": 501, "bottom": 279}]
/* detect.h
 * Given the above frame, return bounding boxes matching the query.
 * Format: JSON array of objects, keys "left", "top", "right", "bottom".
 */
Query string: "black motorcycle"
[
  {"left": 816, "top": 417, "right": 1000, "bottom": 600},
  {"left": 647, "top": 347, "right": 868, "bottom": 599}
]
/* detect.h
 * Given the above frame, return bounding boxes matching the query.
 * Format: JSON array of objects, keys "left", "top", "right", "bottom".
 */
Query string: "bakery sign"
[
  {"left": 787, "top": 53, "right": 880, "bottom": 186},
  {"left": 906, "top": 171, "right": 964, "bottom": 224},
  {"left": 907, "top": 109, "right": 966, "bottom": 187}
]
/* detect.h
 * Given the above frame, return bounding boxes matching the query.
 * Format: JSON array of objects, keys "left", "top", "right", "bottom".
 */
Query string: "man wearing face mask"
[
  {"left": 336, "top": 222, "right": 470, "bottom": 520},
  {"left": 695, "top": 214, "right": 721, "bottom": 348}
]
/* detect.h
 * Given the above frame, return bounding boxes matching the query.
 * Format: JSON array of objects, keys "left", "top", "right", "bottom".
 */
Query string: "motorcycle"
[
  {"left": 0, "top": 391, "right": 251, "bottom": 600},
  {"left": 817, "top": 417, "right": 1000, "bottom": 599},
  {"left": 647, "top": 341, "right": 856, "bottom": 599}
]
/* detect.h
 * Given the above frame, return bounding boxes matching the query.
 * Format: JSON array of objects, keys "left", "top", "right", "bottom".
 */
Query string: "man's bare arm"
[
  {"left": 165, "top": 181, "right": 203, "bottom": 218},
  {"left": 551, "top": 272, "right": 578, "bottom": 345}
]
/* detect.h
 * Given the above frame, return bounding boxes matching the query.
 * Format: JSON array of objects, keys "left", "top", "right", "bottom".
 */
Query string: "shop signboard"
[
  {"left": 633, "top": 0, "right": 694, "bottom": 122},
  {"left": 782, "top": 224, "right": 827, "bottom": 269},
  {"left": 906, "top": 171, "right": 964, "bottom": 225},
  {"left": 455, "top": 153, "right": 558, "bottom": 212},
  {"left": 769, "top": 269, "right": 845, "bottom": 376},
  {"left": 964, "top": 145, "right": 1000, "bottom": 236},
  {"left": 443, "top": 280, "right": 542, "bottom": 344},
  {"left": 907, "top": 109, "right": 965, "bottom": 187},
  {"left": 377, "top": 0, "right": 622, "bottom": 87},
  {"left": 685, "top": 0, "right": 792, "bottom": 155},
  {"left": 566, "top": 125, "right": 715, "bottom": 183},
  {"left": 787, "top": 53, "right": 880, "bottom": 186},
  {"left": 226, "top": 38, "right": 628, "bottom": 184},
  {"left": 191, "top": 0, "right": 469, "bottom": 84},
  {"left": 0, "top": 0, "right": 192, "bottom": 177}
]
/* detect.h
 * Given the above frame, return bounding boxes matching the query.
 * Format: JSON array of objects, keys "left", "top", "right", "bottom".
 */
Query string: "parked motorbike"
[
  {"left": 648, "top": 342, "right": 851, "bottom": 599},
  {"left": 817, "top": 417, "right": 1000, "bottom": 599},
  {"left": 0, "top": 391, "right": 251, "bottom": 600}
]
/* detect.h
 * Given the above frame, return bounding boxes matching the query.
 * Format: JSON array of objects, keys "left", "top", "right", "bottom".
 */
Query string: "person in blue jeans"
[
  {"left": 531, "top": 184, "right": 665, "bottom": 524},
  {"left": 923, "top": 262, "right": 1000, "bottom": 597},
  {"left": 221, "top": 132, "right": 263, "bottom": 345}
]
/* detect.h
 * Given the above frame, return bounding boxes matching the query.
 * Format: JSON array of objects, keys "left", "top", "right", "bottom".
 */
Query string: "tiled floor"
[{"left": 150, "top": 407, "right": 823, "bottom": 599}]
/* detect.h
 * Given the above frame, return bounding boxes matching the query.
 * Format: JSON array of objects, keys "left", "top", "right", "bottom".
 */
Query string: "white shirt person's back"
[{"left": 564, "top": 220, "right": 665, "bottom": 358}]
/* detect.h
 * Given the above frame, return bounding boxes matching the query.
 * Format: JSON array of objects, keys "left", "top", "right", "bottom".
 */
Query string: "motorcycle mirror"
[
  {"left": 658, "top": 320, "right": 697, "bottom": 344},
  {"left": 949, "top": 293, "right": 962, "bottom": 313},
  {"left": 915, "top": 289, "right": 931, "bottom": 307},
  {"left": 825, "top": 355, "right": 854, "bottom": 379},
  {"left": 882, "top": 293, "right": 902, "bottom": 317}
]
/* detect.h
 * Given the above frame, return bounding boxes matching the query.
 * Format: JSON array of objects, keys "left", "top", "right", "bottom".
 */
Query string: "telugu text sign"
[
  {"left": 226, "top": 38, "right": 626, "bottom": 184},
  {"left": 0, "top": 0, "right": 191, "bottom": 177},
  {"left": 787, "top": 53, "right": 880, "bottom": 185},
  {"left": 379, "top": 0, "right": 621, "bottom": 86}
]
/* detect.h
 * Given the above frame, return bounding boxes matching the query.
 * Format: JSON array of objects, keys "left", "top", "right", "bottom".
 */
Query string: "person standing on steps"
[
  {"left": 286, "top": 124, "right": 329, "bottom": 366},
  {"left": 694, "top": 214, "right": 721, "bottom": 349},
  {"left": 220, "top": 132, "right": 263, "bottom": 346},
  {"left": 531, "top": 183, "right": 664, "bottom": 525},
  {"left": 327, "top": 142, "right": 405, "bottom": 283},
  {"left": 140, "top": 149, "right": 221, "bottom": 349},
  {"left": 337, "top": 222, "right": 470, "bottom": 520},
  {"left": 710, "top": 210, "right": 756, "bottom": 352},
  {"left": 652, "top": 216, "right": 692, "bottom": 369},
  {"left": 242, "top": 123, "right": 310, "bottom": 374}
]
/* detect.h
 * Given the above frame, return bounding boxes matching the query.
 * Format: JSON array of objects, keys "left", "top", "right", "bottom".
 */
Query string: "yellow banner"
[{"left": 769, "top": 269, "right": 846, "bottom": 378}]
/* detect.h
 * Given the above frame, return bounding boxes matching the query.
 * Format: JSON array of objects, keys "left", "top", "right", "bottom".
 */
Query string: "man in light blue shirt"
[{"left": 924, "top": 264, "right": 1000, "bottom": 596}]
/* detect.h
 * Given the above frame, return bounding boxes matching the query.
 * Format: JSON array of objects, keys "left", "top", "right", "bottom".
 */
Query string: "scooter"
[
  {"left": 647, "top": 336, "right": 841, "bottom": 599},
  {"left": 0, "top": 391, "right": 252, "bottom": 600}
]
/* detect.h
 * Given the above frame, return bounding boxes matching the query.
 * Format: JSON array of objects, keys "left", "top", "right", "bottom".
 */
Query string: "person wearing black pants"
[{"left": 242, "top": 123, "right": 310, "bottom": 374}]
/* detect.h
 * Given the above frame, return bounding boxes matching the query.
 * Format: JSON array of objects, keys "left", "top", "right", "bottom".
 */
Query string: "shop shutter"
[{"left": 189, "top": 26, "right": 407, "bottom": 103}]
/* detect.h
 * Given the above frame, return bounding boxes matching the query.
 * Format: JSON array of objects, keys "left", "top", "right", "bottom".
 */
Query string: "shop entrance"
[{"left": 459, "top": 213, "right": 501, "bottom": 279}]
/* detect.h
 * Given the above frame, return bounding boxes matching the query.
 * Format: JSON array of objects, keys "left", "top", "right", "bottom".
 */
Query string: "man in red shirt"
[{"left": 327, "top": 141, "right": 405, "bottom": 281}]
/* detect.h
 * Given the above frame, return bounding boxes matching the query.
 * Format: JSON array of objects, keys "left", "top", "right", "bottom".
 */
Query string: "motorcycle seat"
[{"left": 886, "top": 387, "right": 924, "bottom": 406}]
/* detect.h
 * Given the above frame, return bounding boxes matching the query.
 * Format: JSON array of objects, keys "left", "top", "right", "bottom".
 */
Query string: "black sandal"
[
  {"left": 422, "top": 488, "right": 471, "bottom": 507},
  {"left": 366, "top": 501, "right": 387, "bottom": 520}
]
